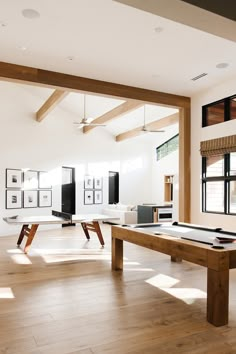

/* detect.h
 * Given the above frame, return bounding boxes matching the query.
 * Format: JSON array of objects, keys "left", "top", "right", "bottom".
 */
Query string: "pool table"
[{"left": 111, "top": 222, "right": 236, "bottom": 327}]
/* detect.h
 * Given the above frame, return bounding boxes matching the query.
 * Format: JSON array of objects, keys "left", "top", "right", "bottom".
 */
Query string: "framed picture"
[
  {"left": 84, "top": 175, "right": 94, "bottom": 189},
  {"left": 6, "top": 169, "right": 22, "bottom": 188},
  {"left": 39, "top": 171, "right": 52, "bottom": 189},
  {"left": 94, "top": 177, "right": 103, "bottom": 190},
  {"left": 39, "top": 190, "right": 52, "bottom": 207},
  {"left": 24, "top": 170, "right": 38, "bottom": 189},
  {"left": 94, "top": 190, "right": 103, "bottom": 204},
  {"left": 6, "top": 190, "right": 22, "bottom": 209},
  {"left": 23, "top": 190, "right": 38, "bottom": 208},
  {"left": 84, "top": 190, "right": 93, "bottom": 205}
]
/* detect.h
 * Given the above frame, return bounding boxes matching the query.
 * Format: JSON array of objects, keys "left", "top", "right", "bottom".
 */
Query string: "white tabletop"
[
  {"left": 3, "top": 215, "right": 69, "bottom": 225},
  {"left": 3, "top": 214, "right": 118, "bottom": 225},
  {"left": 72, "top": 214, "right": 118, "bottom": 222}
]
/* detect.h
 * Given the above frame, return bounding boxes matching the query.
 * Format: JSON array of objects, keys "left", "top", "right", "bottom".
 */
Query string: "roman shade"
[{"left": 200, "top": 135, "right": 236, "bottom": 156}]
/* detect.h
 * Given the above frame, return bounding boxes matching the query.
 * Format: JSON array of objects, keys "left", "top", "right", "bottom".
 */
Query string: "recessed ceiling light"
[
  {"left": 154, "top": 27, "right": 163, "bottom": 33},
  {"left": 216, "top": 63, "right": 229, "bottom": 69},
  {"left": 67, "top": 56, "right": 74, "bottom": 61},
  {"left": 22, "top": 9, "right": 40, "bottom": 19}
]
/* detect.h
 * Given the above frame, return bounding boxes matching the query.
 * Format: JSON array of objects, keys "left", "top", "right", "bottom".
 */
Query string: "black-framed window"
[
  {"left": 202, "top": 153, "right": 236, "bottom": 214},
  {"left": 202, "top": 94, "right": 236, "bottom": 127},
  {"left": 156, "top": 134, "right": 179, "bottom": 161}
]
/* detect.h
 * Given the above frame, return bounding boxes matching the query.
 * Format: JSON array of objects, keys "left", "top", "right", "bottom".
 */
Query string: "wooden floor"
[{"left": 1, "top": 224, "right": 236, "bottom": 354}]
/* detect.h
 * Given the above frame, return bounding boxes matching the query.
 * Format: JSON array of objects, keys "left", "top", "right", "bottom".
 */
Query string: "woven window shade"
[{"left": 200, "top": 135, "right": 236, "bottom": 156}]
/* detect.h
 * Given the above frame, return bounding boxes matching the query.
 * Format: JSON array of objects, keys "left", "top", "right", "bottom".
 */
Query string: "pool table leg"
[
  {"left": 207, "top": 268, "right": 229, "bottom": 326},
  {"left": 112, "top": 237, "right": 123, "bottom": 270}
]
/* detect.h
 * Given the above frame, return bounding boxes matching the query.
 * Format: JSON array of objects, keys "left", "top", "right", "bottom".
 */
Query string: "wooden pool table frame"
[{"left": 111, "top": 224, "right": 236, "bottom": 327}]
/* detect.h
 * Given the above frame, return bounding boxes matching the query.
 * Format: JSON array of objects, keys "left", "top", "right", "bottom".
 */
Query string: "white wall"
[
  {"left": 191, "top": 76, "right": 236, "bottom": 231},
  {"left": 119, "top": 125, "right": 179, "bottom": 207}
]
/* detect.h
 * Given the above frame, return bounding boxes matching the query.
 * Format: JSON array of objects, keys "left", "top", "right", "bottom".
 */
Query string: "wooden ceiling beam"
[
  {"left": 36, "top": 89, "right": 68, "bottom": 122},
  {"left": 83, "top": 100, "right": 143, "bottom": 133},
  {"left": 116, "top": 112, "right": 179, "bottom": 142},
  {"left": 0, "top": 61, "right": 190, "bottom": 108}
]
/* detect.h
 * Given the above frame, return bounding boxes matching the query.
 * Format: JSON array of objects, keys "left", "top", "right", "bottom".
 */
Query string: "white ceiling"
[{"left": 0, "top": 0, "right": 235, "bottom": 137}]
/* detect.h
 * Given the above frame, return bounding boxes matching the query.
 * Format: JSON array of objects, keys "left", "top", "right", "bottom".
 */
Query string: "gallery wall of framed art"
[
  {"left": 84, "top": 175, "right": 103, "bottom": 205},
  {"left": 5, "top": 168, "right": 52, "bottom": 209}
]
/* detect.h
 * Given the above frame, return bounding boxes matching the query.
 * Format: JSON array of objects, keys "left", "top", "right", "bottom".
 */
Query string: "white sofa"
[{"left": 102, "top": 204, "right": 137, "bottom": 225}]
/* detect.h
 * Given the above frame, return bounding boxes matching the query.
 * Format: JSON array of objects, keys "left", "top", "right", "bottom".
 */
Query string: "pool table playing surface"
[{"left": 111, "top": 222, "right": 236, "bottom": 327}]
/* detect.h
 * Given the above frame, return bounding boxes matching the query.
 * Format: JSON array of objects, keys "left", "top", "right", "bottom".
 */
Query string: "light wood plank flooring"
[{"left": 0, "top": 223, "right": 236, "bottom": 354}]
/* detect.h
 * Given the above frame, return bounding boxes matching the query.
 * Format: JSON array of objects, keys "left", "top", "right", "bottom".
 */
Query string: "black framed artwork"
[
  {"left": 39, "top": 190, "right": 52, "bottom": 207},
  {"left": 94, "top": 190, "right": 102, "bottom": 204},
  {"left": 84, "top": 175, "right": 94, "bottom": 189},
  {"left": 6, "top": 190, "right": 22, "bottom": 209},
  {"left": 94, "top": 177, "right": 103, "bottom": 190},
  {"left": 23, "top": 190, "right": 38, "bottom": 208},
  {"left": 84, "top": 190, "right": 93, "bottom": 204},
  {"left": 39, "top": 171, "right": 52, "bottom": 189},
  {"left": 6, "top": 169, "right": 22, "bottom": 188},
  {"left": 24, "top": 170, "right": 38, "bottom": 189}
]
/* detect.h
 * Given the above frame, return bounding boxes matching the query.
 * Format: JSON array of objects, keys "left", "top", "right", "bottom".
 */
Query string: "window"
[
  {"left": 202, "top": 94, "right": 236, "bottom": 127},
  {"left": 230, "top": 97, "right": 236, "bottom": 121},
  {"left": 202, "top": 153, "right": 236, "bottom": 214},
  {"left": 156, "top": 134, "right": 179, "bottom": 161}
]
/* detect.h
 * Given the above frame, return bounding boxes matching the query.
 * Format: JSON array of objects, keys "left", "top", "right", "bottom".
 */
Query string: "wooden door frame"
[{"left": 0, "top": 61, "right": 191, "bottom": 222}]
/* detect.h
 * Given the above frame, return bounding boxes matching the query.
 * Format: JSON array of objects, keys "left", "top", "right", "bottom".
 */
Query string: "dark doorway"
[
  {"left": 109, "top": 171, "right": 119, "bottom": 204},
  {"left": 61, "top": 166, "right": 75, "bottom": 227}
]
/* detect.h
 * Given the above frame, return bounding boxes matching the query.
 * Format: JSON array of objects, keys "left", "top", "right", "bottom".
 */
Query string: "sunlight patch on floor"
[
  {"left": 146, "top": 273, "right": 206, "bottom": 304},
  {"left": 7, "top": 248, "right": 32, "bottom": 264},
  {"left": 126, "top": 268, "right": 154, "bottom": 272},
  {"left": 7, "top": 248, "right": 24, "bottom": 254},
  {"left": 123, "top": 261, "right": 140, "bottom": 265},
  {"left": 10, "top": 254, "right": 32, "bottom": 264},
  {"left": 162, "top": 288, "right": 207, "bottom": 304},
  {"left": 146, "top": 273, "right": 180, "bottom": 288},
  {"left": 0, "top": 288, "right": 15, "bottom": 299}
]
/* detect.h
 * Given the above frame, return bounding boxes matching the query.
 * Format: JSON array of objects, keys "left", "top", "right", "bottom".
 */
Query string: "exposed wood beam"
[
  {"left": 0, "top": 61, "right": 190, "bottom": 108},
  {"left": 36, "top": 89, "right": 68, "bottom": 122},
  {"left": 116, "top": 113, "right": 179, "bottom": 142},
  {"left": 83, "top": 100, "right": 143, "bottom": 133}
]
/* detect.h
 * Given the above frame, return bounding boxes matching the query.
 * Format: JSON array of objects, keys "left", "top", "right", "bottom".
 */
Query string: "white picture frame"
[
  {"left": 84, "top": 190, "right": 93, "bottom": 204},
  {"left": 94, "top": 177, "right": 103, "bottom": 190},
  {"left": 6, "top": 190, "right": 22, "bottom": 209},
  {"left": 39, "top": 190, "right": 52, "bottom": 207},
  {"left": 24, "top": 170, "right": 38, "bottom": 190},
  {"left": 84, "top": 175, "right": 94, "bottom": 189},
  {"left": 39, "top": 171, "right": 52, "bottom": 189},
  {"left": 94, "top": 190, "right": 103, "bottom": 204},
  {"left": 6, "top": 169, "right": 22, "bottom": 188},
  {"left": 23, "top": 190, "right": 38, "bottom": 208}
]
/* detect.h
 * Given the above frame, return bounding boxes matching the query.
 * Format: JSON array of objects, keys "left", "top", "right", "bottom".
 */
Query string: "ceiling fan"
[
  {"left": 73, "top": 94, "right": 106, "bottom": 128},
  {"left": 141, "top": 105, "right": 165, "bottom": 133}
]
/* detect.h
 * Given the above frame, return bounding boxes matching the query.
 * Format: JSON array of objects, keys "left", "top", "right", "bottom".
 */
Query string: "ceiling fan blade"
[
  {"left": 73, "top": 121, "right": 106, "bottom": 127},
  {"left": 141, "top": 126, "right": 165, "bottom": 133}
]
